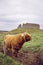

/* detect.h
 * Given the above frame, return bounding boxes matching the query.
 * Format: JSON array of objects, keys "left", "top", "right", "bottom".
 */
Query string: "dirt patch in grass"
[
  {"left": 14, "top": 51, "right": 43, "bottom": 65},
  {"left": 0, "top": 45, "right": 43, "bottom": 65}
]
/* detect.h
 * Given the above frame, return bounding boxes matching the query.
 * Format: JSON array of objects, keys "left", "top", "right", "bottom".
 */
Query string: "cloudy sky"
[{"left": 0, "top": 0, "right": 43, "bottom": 31}]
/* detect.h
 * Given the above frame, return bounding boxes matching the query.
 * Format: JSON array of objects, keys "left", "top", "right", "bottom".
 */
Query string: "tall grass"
[{"left": 0, "top": 53, "right": 23, "bottom": 65}]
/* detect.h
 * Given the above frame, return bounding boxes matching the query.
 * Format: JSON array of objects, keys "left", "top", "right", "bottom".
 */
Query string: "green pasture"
[
  {"left": 0, "top": 28, "right": 43, "bottom": 65},
  {"left": 0, "top": 53, "right": 23, "bottom": 65},
  {"left": 0, "top": 28, "right": 43, "bottom": 52}
]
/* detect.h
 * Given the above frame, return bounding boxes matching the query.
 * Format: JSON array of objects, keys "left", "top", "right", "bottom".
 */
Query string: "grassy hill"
[
  {"left": 0, "top": 28, "right": 43, "bottom": 52},
  {"left": 10, "top": 28, "right": 43, "bottom": 52},
  {"left": 0, "top": 28, "right": 43, "bottom": 65}
]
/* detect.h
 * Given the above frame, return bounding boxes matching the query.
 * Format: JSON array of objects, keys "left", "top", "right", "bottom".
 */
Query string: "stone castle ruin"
[{"left": 18, "top": 23, "right": 40, "bottom": 29}]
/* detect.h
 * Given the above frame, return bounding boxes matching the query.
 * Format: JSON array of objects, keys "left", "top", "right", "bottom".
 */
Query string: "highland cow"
[{"left": 4, "top": 32, "right": 31, "bottom": 56}]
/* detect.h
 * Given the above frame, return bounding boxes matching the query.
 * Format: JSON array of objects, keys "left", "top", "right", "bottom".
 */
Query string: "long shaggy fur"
[{"left": 4, "top": 32, "right": 31, "bottom": 56}]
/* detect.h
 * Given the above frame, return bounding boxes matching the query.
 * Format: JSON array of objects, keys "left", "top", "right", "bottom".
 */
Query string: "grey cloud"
[{"left": 0, "top": 0, "right": 43, "bottom": 30}]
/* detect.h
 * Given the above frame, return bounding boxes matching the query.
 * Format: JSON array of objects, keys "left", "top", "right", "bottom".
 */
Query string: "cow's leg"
[
  {"left": 3, "top": 45, "right": 7, "bottom": 55},
  {"left": 11, "top": 47, "right": 14, "bottom": 57},
  {"left": 13, "top": 50, "right": 18, "bottom": 57},
  {"left": 11, "top": 48, "right": 18, "bottom": 57},
  {"left": 13, "top": 47, "right": 19, "bottom": 57}
]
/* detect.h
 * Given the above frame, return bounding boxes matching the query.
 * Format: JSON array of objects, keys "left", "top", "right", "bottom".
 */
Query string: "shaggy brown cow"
[{"left": 4, "top": 32, "right": 32, "bottom": 56}]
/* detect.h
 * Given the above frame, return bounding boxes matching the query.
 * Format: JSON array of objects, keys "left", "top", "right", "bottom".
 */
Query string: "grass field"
[
  {"left": 0, "top": 53, "right": 23, "bottom": 65},
  {"left": 11, "top": 28, "right": 43, "bottom": 52},
  {"left": 0, "top": 28, "right": 43, "bottom": 65}
]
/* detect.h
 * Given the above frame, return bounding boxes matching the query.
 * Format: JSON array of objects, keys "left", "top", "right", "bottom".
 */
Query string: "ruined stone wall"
[{"left": 18, "top": 23, "right": 40, "bottom": 29}]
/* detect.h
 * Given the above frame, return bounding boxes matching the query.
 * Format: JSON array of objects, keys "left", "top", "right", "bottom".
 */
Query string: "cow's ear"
[{"left": 21, "top": 34, "right": 24, "bottom": 37}]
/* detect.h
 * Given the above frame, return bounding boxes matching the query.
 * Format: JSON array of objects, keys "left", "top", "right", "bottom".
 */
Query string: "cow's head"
[{"left": 22, "top": 32, "right": 32, "bottom": 42}]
